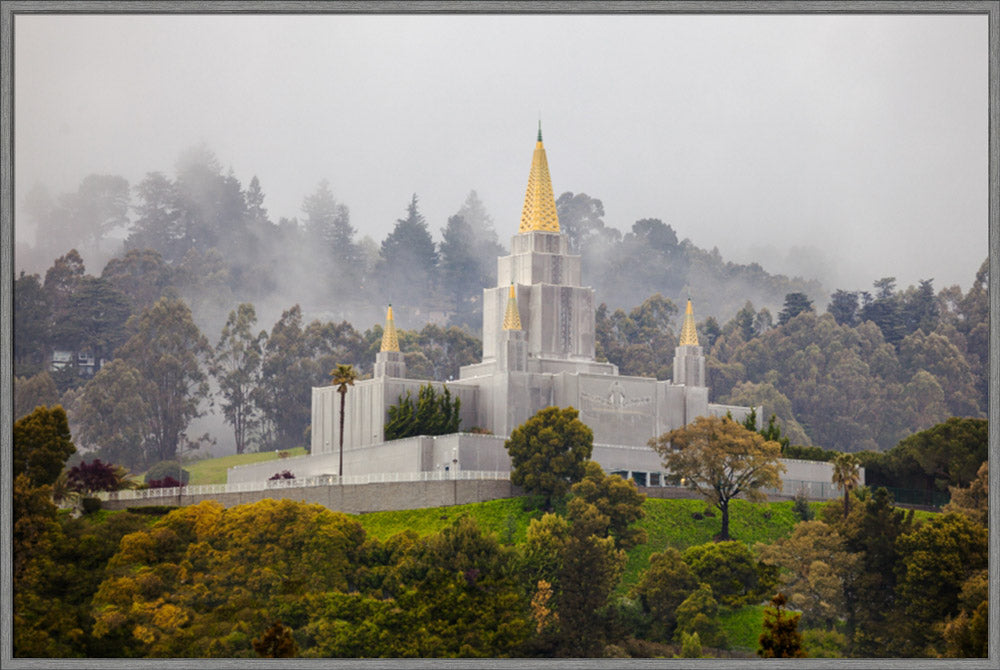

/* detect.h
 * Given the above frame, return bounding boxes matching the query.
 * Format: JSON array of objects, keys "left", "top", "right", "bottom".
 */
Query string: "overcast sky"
[{"left": 14, "top": 12, "right": 989, "bottom": 293}]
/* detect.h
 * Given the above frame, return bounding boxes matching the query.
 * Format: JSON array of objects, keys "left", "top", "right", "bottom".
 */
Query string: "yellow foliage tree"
[{"left": 651, "top": 415, "right": 784, "bottom": 540}]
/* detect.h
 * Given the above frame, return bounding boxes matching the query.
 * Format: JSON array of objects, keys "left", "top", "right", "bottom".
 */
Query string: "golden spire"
[
  {"left": 380, "top": 304, "right": 400, "bottom": 352},
  {"left": 502, "top": 283, "right": 522, "bottom": 330},
  {"left": 518, "top": 124, "right": 561, "bottom": 233},
  {"left": 679, "top": 298, "right": 699, "bottom": 346}
]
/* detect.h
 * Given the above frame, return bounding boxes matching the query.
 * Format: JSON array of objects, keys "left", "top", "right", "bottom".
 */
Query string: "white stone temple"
[{"left": 230, "top": 129, "right": 778, "bottom": 487}]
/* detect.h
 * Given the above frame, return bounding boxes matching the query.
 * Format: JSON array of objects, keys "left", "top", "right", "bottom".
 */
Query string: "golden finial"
[
  {"left": 380, "top": 304, "right": 400, "bottom": 352},
  {"left": 679, "top": 298, "right": 699, "bottom": 346},
  {"left": 502, "top": 283, "right": 522, "bottom": 331},
  {"left": 518, "top": 125, "right": 560, "bottom": 233}
]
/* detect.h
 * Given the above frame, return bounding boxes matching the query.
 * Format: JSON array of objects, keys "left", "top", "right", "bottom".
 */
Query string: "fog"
[{"left": 14, "top": 12, "right": 988, "bottom": 297}]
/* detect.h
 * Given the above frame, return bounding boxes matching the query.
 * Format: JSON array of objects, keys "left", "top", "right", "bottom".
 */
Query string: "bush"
[
  {"left": 147, "top": 475, "right": 183, "bottom": 489},
  {"left": 792, "top": 489, "right": 813, "bottom": 521},
  {"left": 81, "top": 497, "right": 102, "bottom": 514},
  {"left": 144, "top": 460, "right": 189, "bottom": 486},
  {"left": 126, "top": 505, "right": 179, "bottom": 516}
]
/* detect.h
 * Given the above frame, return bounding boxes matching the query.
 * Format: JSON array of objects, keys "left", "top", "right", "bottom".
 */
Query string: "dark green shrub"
[{"left": 81, "top": 497, "right": 102, "bottom": 514}]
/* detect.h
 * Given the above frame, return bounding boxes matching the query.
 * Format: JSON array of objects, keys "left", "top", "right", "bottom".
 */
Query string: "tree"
[
  {"left": 630, "top": 548, "right": 698, "bottom": 642},
  {"left": 331, "top": 364, "right": 358, "bottom": 478},
  {"left": 943, "top": 461, "right": 988, "bottom": 527},
  {"left": 778, "top": 292, "right": 814, "bottom": 326},
  {"left": 682, "top": 540, "right": 772, "bottom": 608},
  {"left": 893, "top": 513, "right": 988, "bottom": 656},
  {"left": 555, "top": 191, "right": 606, "bottom": 253},
  {"left": 568, "top": 461, "right": 646, "bottom": 551},
  {"left": 211, "top": 304, "right": 266, "bottom": 455},
  {"left": 836, "top": 487, "right": 914, "bottom": 656},
  {"left": 303, "top": 180, "right": 359, "bottom": 292},
  {"left": 127, "top": 171, "right": 186, "bottom": 264},
  {"left": 505, "top": 406, "right": 593, "bottom": 510},
  {"left": 101, "top": 248, "right": 176, "bottom": 311},
  {"left": 755, "top": 520, "right": 859, "bottom": 629},
  {"left": 438, "top": 214, "right": 480, "bottom": 318},
  {"left": 14, "top": 372, "right": 60, "bottom": 422},
  {"left": 384, "top": 383, "right": 461, "bottom": 440},
  {"left": 831, "top": 452, "right": 861, "bottom": 519},
  {"left": 377, "top": 194, "right": 438, "bottom": 311},
  {"left": 73, "top": 359, "right": 155, "bottom": 471},
  {"left": 757, "top": 592, "right": 806, "bottom": 658},
  {"left": 651, "top": 415, "right": 784, "bottom": 540},
  {"left": 827, "top": 289, "right": 860, "bottom": 327},
  {"left": 13, "top": 271, "right": 51, "bottom": 376},
  {"left": 66, "top": 459, "right": 123, "bottom": 495},
  {"left": 116, "top": 297, "right": 211, "bottom": 465},
  {"left": 13, "top": 405, "right": 76, "bottom": 488},
  {"left": 673, "top": 584, "right": 726, "bottom": 649},
  {"left": 252, "top": 621, "right": 298, "bottom": 658}
]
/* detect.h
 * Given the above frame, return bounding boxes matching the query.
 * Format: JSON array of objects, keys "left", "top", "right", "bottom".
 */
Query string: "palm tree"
[
  {"left": 831, "top": 452, "right": 861, "bottom": 518},
  {"left": 331, "top": 364, "right": 358, "bottom": 482}
]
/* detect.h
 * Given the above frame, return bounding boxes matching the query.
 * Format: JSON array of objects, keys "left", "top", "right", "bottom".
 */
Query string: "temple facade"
[{"left": 231, "top": 129, "right": 754, "bottom": 485}]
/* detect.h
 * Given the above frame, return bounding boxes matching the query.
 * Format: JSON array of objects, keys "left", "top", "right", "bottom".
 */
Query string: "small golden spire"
[
  {"left": 380, "top": 304, "right": 400, "bottom": 352},
  {"left": 679, "top": 298, "right": 699, "bottom": 346},
  {"left": 518, "top": 126, "right": 560, "bottom": 233},
  {"left": 502, "top": 283, "right": 522, "bottom": 331}
]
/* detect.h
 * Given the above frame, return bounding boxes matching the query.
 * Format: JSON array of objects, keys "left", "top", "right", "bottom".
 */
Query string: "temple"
[{"left": 231, "top": 129, "right": 754, "bottom": 485}]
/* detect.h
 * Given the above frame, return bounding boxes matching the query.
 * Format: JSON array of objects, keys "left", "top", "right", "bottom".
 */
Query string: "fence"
[{"left": 96, "top": 470, "right": 512, "bottom": 502}]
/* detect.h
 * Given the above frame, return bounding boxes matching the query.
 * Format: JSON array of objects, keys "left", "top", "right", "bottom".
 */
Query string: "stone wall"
[{"left": 101, "top": 478, "right": 522, "bottom": 515}]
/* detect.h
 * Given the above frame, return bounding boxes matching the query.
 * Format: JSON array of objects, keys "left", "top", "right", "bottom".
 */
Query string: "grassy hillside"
[
  {"left": 183, "top": 447, "right": 308, "bottom": 485},
  {"left": 356, "top": 496, "right": 817, "bottom": 594}
]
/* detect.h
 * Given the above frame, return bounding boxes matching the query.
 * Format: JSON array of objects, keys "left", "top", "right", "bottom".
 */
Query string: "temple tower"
[
  {"left": 672, "top": 298, "right": 706, "bottom": 387},
  {"left": 373, "top": 304, "right": 407, "bottom": 378},
  {"left": 479, "top": 126, "right": 605, "bottom": 371}
]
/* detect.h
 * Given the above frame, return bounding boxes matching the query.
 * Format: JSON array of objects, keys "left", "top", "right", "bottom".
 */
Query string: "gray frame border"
[{"left": 1, "top": 1, "right": 997, "bottom": 668}]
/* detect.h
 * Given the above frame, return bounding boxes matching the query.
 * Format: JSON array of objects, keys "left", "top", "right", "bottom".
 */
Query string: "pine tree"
[{"left": 758, "top": 592, "right": 806, "bottom": 658}]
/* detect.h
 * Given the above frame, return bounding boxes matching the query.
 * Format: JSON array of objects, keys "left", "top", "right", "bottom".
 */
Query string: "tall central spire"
[
  {"left": 380, "top": 304, "right": 400, "bottom": 352},
  {"left": 679, "top": 299, "right": 700, "bottom": 347},
  {"left": 518, "top": 125, "right": 561, "bottom": 233}
]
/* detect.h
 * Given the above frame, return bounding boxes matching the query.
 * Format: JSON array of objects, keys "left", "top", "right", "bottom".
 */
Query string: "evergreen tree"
[
  {"left": 757, "top": 592, "right": 806, "bottom": 658},
  {"left": 778, "top": 292, "right": 814, "bottom": 326},
  {"left": 378, "top": 194, "right": 438, "bottom": 312}
]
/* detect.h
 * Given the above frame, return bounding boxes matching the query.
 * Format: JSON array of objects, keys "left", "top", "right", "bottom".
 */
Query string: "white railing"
[
  {"left": 761, "top": 478, "right": 839, "bottom": 500},
  {"left": 96, "top": 470, "right": 512, "bottom": 502}
]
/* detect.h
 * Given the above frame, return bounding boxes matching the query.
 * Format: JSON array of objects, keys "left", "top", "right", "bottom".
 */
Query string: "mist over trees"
[{"left": 13, "top": 144, "right": 988, "bottom": 460}]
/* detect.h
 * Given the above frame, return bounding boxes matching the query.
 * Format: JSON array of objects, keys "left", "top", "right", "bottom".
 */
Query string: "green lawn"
[
  {"left": 719, "top": 604, "right": 767, "bottom": 651},
  {"left": 183, "top": 447, "right": 308, "bottom": 485},
  {"left": 358, "top": 497, "right": 543, "bottom": 545}
]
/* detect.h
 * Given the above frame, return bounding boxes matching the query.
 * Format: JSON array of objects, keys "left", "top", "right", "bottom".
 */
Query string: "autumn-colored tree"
[
  {"left": 831, "top": 452, "right": 861, "bottom": 519},
  {"left": 506, "top": 407, "right": 593, "bottom": 511},
  {"left": 755, "top": 520, "right": 860, "bottom": 629},
  {"left": 651, "top": 415, "right": 784, "bottom": 540},
  {"left": 943, "top": 460, "right": 988, "bottom": 527},
  {"left": 941, "top": 569, "right": 988, "bottom": 658},
  {"left": 757, "top": 592, "right": 806, "bottom": 658},
  {"left": 92, "top": 499, "right": 366, "bottom": 657},
  {"left": 252, "top": 621, "right": 297, "bottom": 658},
  {"left": 568, "top": 460, "right": 647, "bottom": 550}
]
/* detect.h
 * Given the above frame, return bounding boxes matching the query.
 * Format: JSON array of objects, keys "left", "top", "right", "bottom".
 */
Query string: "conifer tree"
[{"left": 757, "top": 592, "right": 806, "bottom": 658}]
